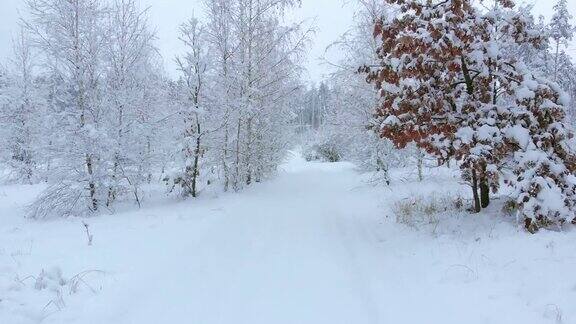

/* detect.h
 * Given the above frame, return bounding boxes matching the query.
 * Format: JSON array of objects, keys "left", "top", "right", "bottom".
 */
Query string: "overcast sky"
[{"left": 0, "top": 0, "right": 575, "bottom": 83}]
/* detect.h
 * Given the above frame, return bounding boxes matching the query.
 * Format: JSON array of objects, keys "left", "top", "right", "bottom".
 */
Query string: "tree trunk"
[
  {"left": 245, "top": 117, "right": 253, "bottom": 186},
  {"left": 417, "top": 148, "right": 423, "bottom": 182},
  {"left": 191, "top": 116, "right": 201, "bottom": 198},
  {"left": 554, "top": 41, "right": 560, "bottom": 82},
  {"left": 234, "top": 116, "right": 242, "bottom": 191},
  {"left": 223, "top": 125, "right": 230, "bottom": 192},
  {"left": 471, "top": 168, "right": 481, "bottom": 213},
  {"left": 146, "top": 137, "right": 152, "bottom": 183},
  {"left": 86, "top": 154, "right": 98, "bottom": 212},
  {"left": 108, "top": 104, "right": 124, "bottom": 207},
  {"left": 480, "top": 177, "right": 490, "bottom": 209},
  {"left": 479, "top": 162, "right": 490, "bottom": 209},
  {"left": 107, "top": 157, "right": 118, "bottom": 207}
]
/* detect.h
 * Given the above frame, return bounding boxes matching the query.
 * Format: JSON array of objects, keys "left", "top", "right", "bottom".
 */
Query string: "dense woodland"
[{"left": 0, "top": 0, "right": 575, "bottom": 232}]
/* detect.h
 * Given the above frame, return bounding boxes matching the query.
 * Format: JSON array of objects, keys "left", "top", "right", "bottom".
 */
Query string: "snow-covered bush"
[
  {"left": 304, "top": 142, "right": 341, "bottom": 163},
  {"left": 5, "top": 266, "right": 107, "bottom": 319},
  {"left": 393, "top": 194, "right": 465, "bottom": 229},
  {"left": 32, "top": 267, "right": 67, "bottom": 291}
]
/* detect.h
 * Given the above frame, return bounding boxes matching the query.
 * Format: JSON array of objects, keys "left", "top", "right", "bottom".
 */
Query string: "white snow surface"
[{"left": 1, "top": 152, "right": 575, "bottom": 324}]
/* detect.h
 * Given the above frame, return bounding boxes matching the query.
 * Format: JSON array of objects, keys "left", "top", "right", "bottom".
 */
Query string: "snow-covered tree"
[
  {"left": 0, "top": 30, "right": 42, "bottom": 183},
  {"left": 550, "top": 0, "right": 574, "bottom": 82},
  {"left": 0, "top": 0, "right": 312, "bottom": 219},
  {"left": 303, "top": 0, "right": 411, "bottom": 183},
  {"left": 296, "top": 83, "right": 331, "bottom": 131},
  {"left": 201, "top": 0, "right": 236, "bottom": 191},
  {"left": 168, "top": 17, "right": 213, "bottom": 198},
  {"left": 365, "top": 0, "right": 576, "bottom": 230},
  {"left": 504, "top": 74, "right": 576, "bottom": 232},
  {"left": 199, "top": 0, "right": 310, "bottom": 190},
  {"left": 103, "top": 0, "right": 159, "bottom": 207},
  {"left": 12, "top": 0, "right": 169, "bottom": 217},
  {"left": 506, "top": 5, "right": 576, "bottom": 129},
  {"left": 23, "top": 0, "right": 110, "bottom": 217}
]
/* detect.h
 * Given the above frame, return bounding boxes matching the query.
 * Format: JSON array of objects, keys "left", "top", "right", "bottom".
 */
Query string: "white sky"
[{"left": 0, "top": 0, "right": 575, "bottom": 83}]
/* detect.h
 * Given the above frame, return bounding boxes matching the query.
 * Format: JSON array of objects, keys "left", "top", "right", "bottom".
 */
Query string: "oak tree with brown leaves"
[{"left": 364, "top": 0, "right": 576, "bottom": 231}]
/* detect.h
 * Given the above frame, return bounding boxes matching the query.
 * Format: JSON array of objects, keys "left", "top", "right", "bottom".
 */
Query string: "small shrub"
[
  {"left": 393, "top": 194, "right": 465, "bottom": 228},
  {"left": 304, "top": 143, "right": 341, "bottom": 162},
  {"left": 502, "top": 199, "right": 518, "bottom": 216},
  {"left": 303, "top": 145, "right": 321, "bottom": 161}
]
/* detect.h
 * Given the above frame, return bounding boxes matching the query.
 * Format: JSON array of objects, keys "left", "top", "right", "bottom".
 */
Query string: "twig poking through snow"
[
  {"left": 544, "top": 304, "right": 563, "bottom": 324},
  {"left": 68, "top": 270, "right": 105, "bottom": 294},
  {"left": 82, "top": 222, "right": 93, "bottom": 246}
]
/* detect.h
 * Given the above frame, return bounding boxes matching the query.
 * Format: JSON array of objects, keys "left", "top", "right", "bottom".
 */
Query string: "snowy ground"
[{"left": 1, "top": 151, "right": 575, "bottom": 324}]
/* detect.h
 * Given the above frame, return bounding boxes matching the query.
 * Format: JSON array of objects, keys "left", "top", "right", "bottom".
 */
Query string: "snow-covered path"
[
  {"left": 90, "top": 153, "right": 388, "bottom": 324},
  {"left": 2, "top": 152, "right": 576, "bottom": 324}
]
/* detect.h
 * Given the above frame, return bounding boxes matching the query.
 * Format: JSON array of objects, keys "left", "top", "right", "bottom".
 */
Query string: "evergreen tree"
[{"left": 550, "top": 0, "right": 574, "bottom": 82}]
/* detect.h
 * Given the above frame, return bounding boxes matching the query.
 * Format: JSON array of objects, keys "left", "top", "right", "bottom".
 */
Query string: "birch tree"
[
  {"left": 203, "top": 0, "right": 236, "bottom": 191},
  {"left": 169, "top": 18, "right": 212, "bottom": 198},
  {"left": 24, "top": 0, "right": 108, "bottom": 218},
  {"left": 201, "top": 0, "right": 310, "bottom": 190},
  {"left": 103, "top": 0, "right": 158, "bottom": 207},
  {"left": 0, "top": 30, "right": 41, "bottom": 183}
]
